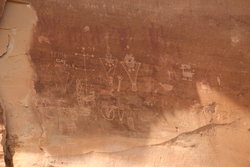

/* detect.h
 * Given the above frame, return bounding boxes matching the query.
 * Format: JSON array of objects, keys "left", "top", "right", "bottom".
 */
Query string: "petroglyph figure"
[
  {"left": 217, "top": 76, "right": 221, "bottom": 86},
  {"left": 99, "top": 46, "right": 118, "bottom": 88},
  {"left": 76, "top": 79, "right": 95, "bottom": 106},
  {"left": 202, "top": 102, "right": 216, "bottom": 123},
  {"left": 180, "top": 64, "right": 195, "bottom": 81},
  {"left": 76, "top": 80, "right": 95, "bottom": 118},
  {"left": 127, "top": 116, "right": 135, "bottom": 130},
  {"left": 117, "top": 109, "right": 125, "bottom": 121},
  {"left": 168, "top": 70, "right": 177, "bottom": 80},
  {"left": 100, "top": 105, "right": 125, "bottom": 121},
  {"left": 144, "top": 96, "right": 156, "bottom": 107},
  {"left": 121, "top": 54, "right": 141, "bottom": 91},
  {"left": 159, "top": 82, "right": 174, "bottom": 91},
  {"left": 55, "top": 58, "right": 66, "bottom": 65},
  {"left": 101, "top": 105, "right": 116, "bottom": 121},
  {"left": 75, "top": 47, "right": 96, "bottom": 107},
  {"left": 55, "top": 71, "right": 75, "bottom": 94},
  {"left": 117, "top": 75, "right": 123, "bottom": 92}
]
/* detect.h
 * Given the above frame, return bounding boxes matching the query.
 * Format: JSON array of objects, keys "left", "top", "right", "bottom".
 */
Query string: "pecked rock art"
[
  {"left": 28, "top": 0, "right": 250, "bottom": 166},
  {"left": 0, "top": 0, "right": 249, "bottom": 166}
]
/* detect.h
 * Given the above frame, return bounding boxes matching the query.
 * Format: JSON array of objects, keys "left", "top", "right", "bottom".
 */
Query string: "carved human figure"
[
  {"left": 75, "top": 47, "right": 96, "bottom": 108},
  {"left": 99, "top": 46, "right": 118, "bottom": 88},
  {"left": 121, "top": 54, "right": 141, "bottom": 91},
  {"left": 180, "top": 64, "right": 195, "bottom": 81},
  {"left": 99, "top": 98, "right": 125, "bottom": 122},
  {"left": 168, "top": 70, "right": 177, "bottom": 80},
  {"left": 76, "top": 79, "right": 95, "bottom": 106}
]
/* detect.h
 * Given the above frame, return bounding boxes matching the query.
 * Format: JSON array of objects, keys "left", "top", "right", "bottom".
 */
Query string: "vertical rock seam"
[
  {"left": 0, "top": 1, "right": 37, "bottom": 167},
  {"left": 0, "top": 104, "right": 13, "bottom": 167}
]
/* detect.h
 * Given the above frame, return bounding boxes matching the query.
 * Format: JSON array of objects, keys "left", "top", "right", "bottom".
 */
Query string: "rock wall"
[
  {"left": 0, "top": 2, "right": 39, "bottom": 167},
  {"left": 0, "top": 105, "right": 5, "bottom": 167},
  {"left": 0, "top": 0, "right": 250, "bottom": 167},
  {"left": 0, "top": 1, "right": 7, "bottom": 167},
  {"left": 0, "top": 0, "right": 5, "bottom": 17}
]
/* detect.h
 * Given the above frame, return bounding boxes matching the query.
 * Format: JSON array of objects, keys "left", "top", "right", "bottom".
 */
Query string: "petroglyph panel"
[
  {"left": 29, "top": 0, "right": 250, "bottom": 138},
  {"left": 24, "top": 0, "right": 250, "bottom": 166}
]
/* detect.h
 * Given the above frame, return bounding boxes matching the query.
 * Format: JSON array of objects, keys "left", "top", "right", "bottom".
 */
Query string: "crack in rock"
[
  {"left": 46, "top": 121, "right": 236, "bottom": 159},
  {"left": 0, "top": 33, "right": 14, "bottom": 58}
]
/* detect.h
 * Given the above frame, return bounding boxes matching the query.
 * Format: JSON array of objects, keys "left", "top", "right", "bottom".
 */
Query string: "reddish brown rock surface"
[
  {"left": 0, "top": 0, "right": 5, "bottom": 17},
  {"left": 0, "top": 105, "right": 5, "bottom": 167},
  {"left": 0, "top": 0, "right": 250, "bottom": 166}
]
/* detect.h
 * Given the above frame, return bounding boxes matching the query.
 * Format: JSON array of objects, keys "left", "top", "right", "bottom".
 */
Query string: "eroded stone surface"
[
  {"left": 0, "top": 0, "right": 250, "bottom": 166},
  {"left": 0, "top": 2, "right": 39, "bottom": 167},
  {"left": 0, "top": 105, "right": 5, "bottom": 167},
  {"left": 0, "top": 0, "right": 5, "bottom": 17}
]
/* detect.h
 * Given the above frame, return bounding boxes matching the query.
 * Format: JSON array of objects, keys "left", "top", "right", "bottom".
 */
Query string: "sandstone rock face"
[
  {"left": 0, "top": 2, "right": 39, "bottom": 167},
  {"left": 0, "top": 0, "right": 5, "bottom": 17},
  {"left": 0, "top": 2, "right": 6, "bottom": 167},
  {"left": 0, "top": 105, "right": 5, "bottom": 167},
  {"left": 0, "top": 0, "right": 250, "bottom": 167}
]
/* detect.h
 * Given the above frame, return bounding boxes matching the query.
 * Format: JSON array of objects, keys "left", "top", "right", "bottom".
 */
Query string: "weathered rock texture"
[
  {"left": 0, "top": 0, "right": 5, "bottom": 17},
  {"left": 0, "top": 2, "right": 6, "bottom": 167},
  {"left": 0, "top": 0, "right": 250, "bottom": 167},
  {"left": 0, "top": 105, "right": 5, "bottom": 167},
  {"left": 0, "top": 2, "right": 38, "bottom": 167}
]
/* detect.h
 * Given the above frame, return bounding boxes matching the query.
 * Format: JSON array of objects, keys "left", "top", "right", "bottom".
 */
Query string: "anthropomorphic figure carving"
[{"left": 121, "top": 54, "right": 141, "bottom": 91}]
